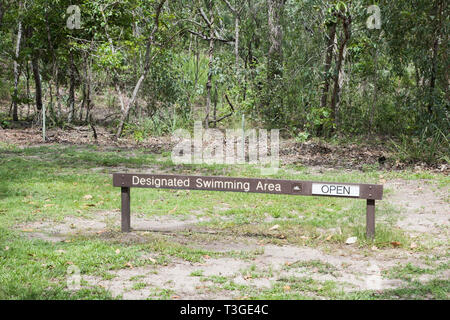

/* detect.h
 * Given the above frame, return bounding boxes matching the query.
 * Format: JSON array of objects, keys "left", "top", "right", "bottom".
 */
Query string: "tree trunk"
[
  {"left": 267, "top": 0, "right": 284, "bottom": 81},
  {"left": 116, "top": 74, "right": 145, "bottom": 137},
  {"left": 80, "top": 52, "right": 92, "bottom": 122},
  {"left": 68, "top": 50, "right": 76, "bottom": 123},
  {"left": 194, "top": 36, "right": 199, "bottom": 87},
  {"left": 45, "top": 9, "right": 60, "bottom": 120},
  {"left": 12, "top": 2, "right": 23, "bottom": 121},
  {"left": 428, "top": 0, "right": 443, "bottom": 115},
  {"left": 222, "top": 0, "right": 240, "bottom": 70},
  {"left": 31, "top": 54, "right": 42, "bottom": 112},
  {"left": 330, "top": 14, "right": 351, "bottom": 129},
  {"left": 320, "top": 22, "right": 336, "bottom": 109},
  {"left": 204, "top": 0, "right": 214, "bottom": 129},
  {"left": 370, "top": 46, "right": 378, "bottom": 133},
  {"left": 266, "top": 0, "right": 285, "bottom": 123},
  {"left": 235, "top": 14, "right": 240, "bottom": 70},
  {"left": 25, "top": 61, "right": 31, "bottom": 118},
  {"left": 212, "top": 88, "right": 218, "bottom": 127}
]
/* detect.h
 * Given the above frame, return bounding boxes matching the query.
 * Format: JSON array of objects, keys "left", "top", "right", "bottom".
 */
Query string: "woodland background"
[{"left": 0, "top": 0, "right": 448, "bottom": 164}]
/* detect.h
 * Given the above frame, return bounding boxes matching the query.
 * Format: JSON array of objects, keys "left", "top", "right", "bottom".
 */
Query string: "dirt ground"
[
  {"left": 1, "top": 126, "right": 448, "bottom": 173},
  {"left": 16, "top": 178, "right": 449, "bottom": 299},
  {"left": 2, "top": 127, "right": 449, "bottom": 299}
]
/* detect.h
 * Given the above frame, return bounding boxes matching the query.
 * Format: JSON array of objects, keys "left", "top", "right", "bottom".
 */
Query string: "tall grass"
[{"left": 389, "top": 125, "right": 449, "bottom": 164}]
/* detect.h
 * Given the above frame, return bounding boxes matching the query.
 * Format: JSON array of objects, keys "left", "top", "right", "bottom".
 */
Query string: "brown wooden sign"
[{"left": 113, "top": 173, "right": 383, "bottom": 238}]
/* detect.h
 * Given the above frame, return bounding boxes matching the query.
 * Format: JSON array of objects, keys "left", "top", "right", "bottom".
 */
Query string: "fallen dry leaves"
[{"left": 391, "top": 241, "right": 401, "bottom": 248}]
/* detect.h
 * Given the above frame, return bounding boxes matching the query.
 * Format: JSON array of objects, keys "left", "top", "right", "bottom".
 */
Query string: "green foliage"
[
  {"left": 294, "top": 131, "right": 310, "bottom": 143},
  {"left": 389, "top": 125, "right": 449, "bottom": 164},
  {"left": 124, "top": 111, "right": 180, "bottom": 140},
  {"left": 0, "top": 0, "right": 447, "bottom": 164}
]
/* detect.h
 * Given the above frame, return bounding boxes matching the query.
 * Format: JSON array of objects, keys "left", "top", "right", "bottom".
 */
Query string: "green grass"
[
  {"left": 131, "top": 282, "right": 148, "bottom": 290},
  {"left": 190, "top": 270, "right": 204, "bottom": 277},
  {"left": 284, "top": 260, "right": 337, "bottom": 275},
  {"left": 384, "top": 261, "right": 450, "bottom": 282},
  {"left": 344, "top": 279, "right": 450, "bottom": 300},
  {"left": 0, "top": 143, "right": 448, "bottom": 299}
]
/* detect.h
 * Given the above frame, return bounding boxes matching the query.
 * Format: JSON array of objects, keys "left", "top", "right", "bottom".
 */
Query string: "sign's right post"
[{"left": 366, "top": 199, "right": 375, "bottom": 239}]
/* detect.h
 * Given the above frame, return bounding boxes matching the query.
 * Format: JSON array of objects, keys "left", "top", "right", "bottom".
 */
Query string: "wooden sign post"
[{"left": 113, "top": 173, "right": 383, "bottom": 238}]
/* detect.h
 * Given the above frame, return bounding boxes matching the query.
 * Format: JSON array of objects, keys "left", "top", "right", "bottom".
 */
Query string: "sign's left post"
[{"left": 121, "top": 187, "right": 131, "bottom": 232}]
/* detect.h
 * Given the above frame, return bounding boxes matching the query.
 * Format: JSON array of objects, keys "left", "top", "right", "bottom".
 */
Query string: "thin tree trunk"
[
  {"left": 45, "top": 9, "right": 60, "bottom": 120},
  {"left": 68, "top": 50, "right": 76, "bottom": 123},
  {"left": 414, "top": 63, "right": 421, "bottom": 88},
  {"left": 116, "top": 74, "right": 145, "bottom": 137},
  {"left": 428, "top": 0, "right": 443, "bottom": 115},
  {"left": 204, "top": 0, "right": 214, "bottom": 129},
  {"left": 320, "top": 22, "right": 336, "bottom": 109},
  {"left": 370, "top": 47, "right": 378, "bottom": 133},
  {"left": 80, "top": 53, "right": 91, "bottom": 122},
  {"left": 441, "top": 25, "right": 449, "bottom": 103},
  {"left": 194, "top": 36, "right": 199, "bottom": 88},
  {"left": 266, "top": 0, "right": 285, "bottom": 123},
  {"left": 31, "top": 54, "right": 43, "bottom": 112},
  {"left": 25, "top": 60, "right": 31, "bottom": 118},
  {"left": 12, "top": 2, "right": 23, "bottom": 121},
  {"left": 222, "top": 0, "right": 240, "bottom": 70},
  {"left": 317, "top": 21, "right": 336, "bottom": 136},
  {"left": 212, "top": 88, "right": 217, "bottom": 127},
  {"left": 330, "top": 14, "right": 351, "bottom": 129},
  {"left": 428, "top": 38, "right": 439, "bottom": 115},
  {"left": 267, "top": 0, "right": 284, "bottom": 80},
  {"left": 235, "top": 14, "right": 240, "bottom": 70}
]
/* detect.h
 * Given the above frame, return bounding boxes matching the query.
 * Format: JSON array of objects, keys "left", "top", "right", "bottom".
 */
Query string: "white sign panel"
[{"left": 312, "top": 183, "right": 360, "bottom": 197}]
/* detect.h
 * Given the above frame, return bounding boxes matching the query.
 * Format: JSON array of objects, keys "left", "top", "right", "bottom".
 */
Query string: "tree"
[
  {"left": 188, "top": 0, "right": 234, "bottom": 128},
  {"left": 264, "top": 0, "right": 285, "bottom": 126},
  {"left": 222, "top": 0, "right": 244, "bottom": 70},
  {"left": 329, "top": 3, "right": 351, "bottom": 128},
  {"left": 11, "top": 0, "right": 23, "bottom": 121}
]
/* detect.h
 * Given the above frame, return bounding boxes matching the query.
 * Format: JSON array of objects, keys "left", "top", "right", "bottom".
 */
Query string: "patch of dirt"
[
  {"left": 12, "top": 177, "right": 449, "bottom": 299},
  {"left": 384, "top": 179, "right": 449, "bottom": 241},
  {"left": 17, "top": 216, "right": 108, "bottom": 242},
  {"left": 16, "top": 211, "right": 211, "bottom": 242},
  {"left": 83, "top": 257, "right": 249, "bottom": 300},
  {"left": 0, "top": 127, "right": 173, "bottom": 154},
  {"left": 280, "top": 140, "right": 449, "bottom": 172},
  {"left": 2, "top": 127, "right": 448, "bottom": 172},
  {"left": 255, "top": 245, "right": 413, "bottom": 292},
  {"left": 80, "top": 241, "right": 448, "bottom": 299},
  {"left": 191, "top": 239, "right": 261, "bottom": 253}
]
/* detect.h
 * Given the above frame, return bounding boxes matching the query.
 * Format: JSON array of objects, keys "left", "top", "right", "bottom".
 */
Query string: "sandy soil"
[
  {"left": 15, "top": 178, "right": 449, "bottom": 299},
  {"left": 3, "top": 128, "right": 448, "bottom": 299}
]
